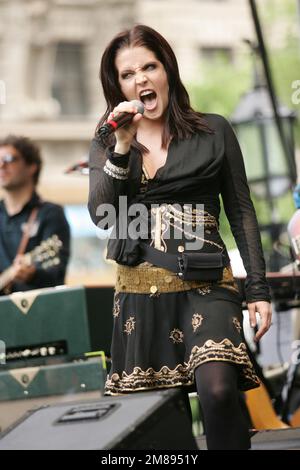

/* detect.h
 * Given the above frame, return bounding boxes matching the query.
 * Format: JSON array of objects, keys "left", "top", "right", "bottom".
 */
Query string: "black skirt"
[{"left": 105, "top": 265, "right": 260, "bottom": 395}]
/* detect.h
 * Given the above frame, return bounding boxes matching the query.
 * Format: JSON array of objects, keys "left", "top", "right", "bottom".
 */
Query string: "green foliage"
[
  {"left": 269, "top": 39, "right": 300, "bottom": 145},
  {"left": 185, "top": 0, "right": 299, "bottom": 259},
  {"left": 186, "top": 0, "right": 299, "bottom": 139},
  {"left": 262, "top": 0, "right": 297, "bottom": 22},
  {"left": 259, "top": 0, "right": 300, "bottom": 144},
  {"left": 187, "top": 55, "right": 252, "bottom": 117},
  {"left": 219, "top": 200, "right": 236, "bottom": 251}
]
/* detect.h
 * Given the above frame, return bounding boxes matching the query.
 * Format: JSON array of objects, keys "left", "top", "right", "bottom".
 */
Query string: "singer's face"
[{"left": 115, "top": 46, "right": 169, "bottom": 121}]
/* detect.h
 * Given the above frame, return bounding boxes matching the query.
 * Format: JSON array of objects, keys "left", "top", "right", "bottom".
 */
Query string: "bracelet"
[{"left": 103, "top": 159, "right": 129, "bottom": 180}]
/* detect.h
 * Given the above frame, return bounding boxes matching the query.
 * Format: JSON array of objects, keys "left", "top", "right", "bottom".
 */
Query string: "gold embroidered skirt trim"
[
  {"left": 105, "top": 338, "right": 260, "bottom": 395},
  {"left": 115, "top": 263, "right": 239, "bottom": 295}
]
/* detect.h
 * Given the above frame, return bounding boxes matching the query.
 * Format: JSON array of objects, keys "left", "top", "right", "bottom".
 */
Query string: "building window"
[{"left": 52, "top": 43, "right": 88, "bottom": 117}]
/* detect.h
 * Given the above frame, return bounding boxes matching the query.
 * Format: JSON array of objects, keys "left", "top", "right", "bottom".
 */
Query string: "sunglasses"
[{"left": 0, "top": 154, "right": 20, "bottom": 165}]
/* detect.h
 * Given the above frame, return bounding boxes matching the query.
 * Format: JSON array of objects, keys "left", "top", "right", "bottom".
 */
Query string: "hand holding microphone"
[{"left": 98, "top": 100, "right": 144, "bottom": 152}]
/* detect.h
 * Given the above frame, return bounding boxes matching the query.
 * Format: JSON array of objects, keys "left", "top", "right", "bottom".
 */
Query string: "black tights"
[{"left": 194, "top": 361, "right": 251, "bottom": 450}]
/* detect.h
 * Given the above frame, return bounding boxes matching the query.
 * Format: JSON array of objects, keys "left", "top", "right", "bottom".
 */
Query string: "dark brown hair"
[
  {"left": 96, "top": 24, "right": 213, "bottom": 149},
  {"left": 0, "top": 135, "right": 42, "bottom": 185}
]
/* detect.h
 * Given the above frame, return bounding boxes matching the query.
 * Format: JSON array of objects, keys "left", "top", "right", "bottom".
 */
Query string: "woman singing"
[{"left": 88, "top": 24, "right": 272, "bottom": 450}]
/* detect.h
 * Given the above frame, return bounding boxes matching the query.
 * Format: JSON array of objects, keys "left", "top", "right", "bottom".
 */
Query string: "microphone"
[{"left": 98, "top": 100, "right": 144, "bottom": 143}]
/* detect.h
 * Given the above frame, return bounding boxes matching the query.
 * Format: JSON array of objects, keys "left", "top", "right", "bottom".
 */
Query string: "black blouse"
[{"left": 88, "top": 113, "right": 271, "bottom": 303}]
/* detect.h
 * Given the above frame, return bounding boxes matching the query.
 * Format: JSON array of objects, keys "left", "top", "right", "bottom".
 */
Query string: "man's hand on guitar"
[
  {"left": 11, "top": 255, "right": 36, "bottom": 283},
  {"left": 247, "top": 301, "right": 272, "bottom": 342}
]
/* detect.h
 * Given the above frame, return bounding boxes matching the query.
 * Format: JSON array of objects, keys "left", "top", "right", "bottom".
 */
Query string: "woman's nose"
[{"left": 136, "top": 73, "right": 147, "bottom": 84}]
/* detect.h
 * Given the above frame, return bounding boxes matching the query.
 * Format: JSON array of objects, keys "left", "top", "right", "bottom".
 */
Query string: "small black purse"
[
  {"left": 177, "top": 252, "right": 224, "bottom": 281},
  {"left": 139, "top": 242, "right": 224, "bottom": 282}
]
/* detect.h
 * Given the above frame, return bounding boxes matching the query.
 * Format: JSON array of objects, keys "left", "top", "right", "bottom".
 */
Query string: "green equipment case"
[{"left": 0, "top": 357, "right": 106, "bottom": 432}]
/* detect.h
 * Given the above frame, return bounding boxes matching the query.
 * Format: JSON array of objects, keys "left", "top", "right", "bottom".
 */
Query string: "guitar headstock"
[{"left": 29, "top": 235, "right": 62, "bottom": 269}]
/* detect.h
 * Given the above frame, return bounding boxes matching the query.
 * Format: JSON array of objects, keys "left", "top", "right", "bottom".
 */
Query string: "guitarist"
[{"left": 0, "top": 135, "right": 70, "bottom": 294}]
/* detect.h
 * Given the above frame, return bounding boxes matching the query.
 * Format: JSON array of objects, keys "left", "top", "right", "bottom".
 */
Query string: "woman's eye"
[
  {"left": 121, "top": 72, "right": 133, "bottom": 79},
  {"left": 145, "top": 64, "right": 155, "bottom": 71}
]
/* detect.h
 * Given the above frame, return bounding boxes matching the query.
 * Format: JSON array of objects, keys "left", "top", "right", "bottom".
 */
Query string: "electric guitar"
[{"left": 0, "top": 235, "right": 62, "bottom": 291}]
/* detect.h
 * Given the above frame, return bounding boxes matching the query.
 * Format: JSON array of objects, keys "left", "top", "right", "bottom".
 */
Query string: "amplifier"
[{"left": 0, "top": 285, "right": 115, "bottom": 365}]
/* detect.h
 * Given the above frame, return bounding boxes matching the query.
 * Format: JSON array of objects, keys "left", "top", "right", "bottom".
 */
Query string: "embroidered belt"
[{"left": 115, "top": 263, "right": 239, "bottom": 295}]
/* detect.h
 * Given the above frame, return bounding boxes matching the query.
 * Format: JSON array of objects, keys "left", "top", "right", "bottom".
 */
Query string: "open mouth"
[{"left": 139, "top": 90, "right": 157, "bottom": 111}]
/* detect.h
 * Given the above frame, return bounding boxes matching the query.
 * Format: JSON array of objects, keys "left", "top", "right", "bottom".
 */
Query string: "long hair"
[{"left": 96, "top": 24, "right": 213, "bottom": 150}]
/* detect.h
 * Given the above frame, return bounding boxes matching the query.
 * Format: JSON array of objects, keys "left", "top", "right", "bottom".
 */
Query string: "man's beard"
[{"left": 1, "top": 180, "right": 28, "bottom": 191}]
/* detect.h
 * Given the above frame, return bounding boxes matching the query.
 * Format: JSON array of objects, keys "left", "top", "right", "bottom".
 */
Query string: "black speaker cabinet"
[{"left": 0, "top": 389, "right": 198, "bottom": 450}]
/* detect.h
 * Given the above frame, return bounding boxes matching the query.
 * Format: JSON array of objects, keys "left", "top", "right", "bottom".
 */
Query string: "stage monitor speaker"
[
  {"left": 0, "top": 389, "right": 198, "bottom": 450},
  {"left": 0, "top": 286, "right": 92, "bottom": 360}
]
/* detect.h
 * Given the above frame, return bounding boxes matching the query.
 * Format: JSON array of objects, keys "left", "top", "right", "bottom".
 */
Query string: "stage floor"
[{"left": 196, "top": 427, "right": 300, "bottom": 450}]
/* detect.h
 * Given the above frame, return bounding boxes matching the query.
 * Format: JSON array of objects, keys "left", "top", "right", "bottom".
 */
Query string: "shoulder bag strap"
[{"left": 16, "top": 206, "right": 39, "bottom": 257}]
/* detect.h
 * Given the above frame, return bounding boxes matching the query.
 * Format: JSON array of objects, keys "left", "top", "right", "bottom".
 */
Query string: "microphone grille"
[{"left": 131, "top": 100, "right": 144, "bottom": 115}]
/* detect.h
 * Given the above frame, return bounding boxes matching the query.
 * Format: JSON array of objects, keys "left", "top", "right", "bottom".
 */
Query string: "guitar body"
[{"left": 0, "top": 235, "right": 62, "bottom": 292}]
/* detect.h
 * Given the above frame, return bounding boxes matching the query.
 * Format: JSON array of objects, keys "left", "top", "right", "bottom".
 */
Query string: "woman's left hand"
[{"left": 247, "top": 301, "right": 272, "bottom": 342}]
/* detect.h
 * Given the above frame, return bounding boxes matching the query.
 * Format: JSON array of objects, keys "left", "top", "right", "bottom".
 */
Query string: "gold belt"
[{"left": 115, "top": 263, "right": 239, "bottom": 295}]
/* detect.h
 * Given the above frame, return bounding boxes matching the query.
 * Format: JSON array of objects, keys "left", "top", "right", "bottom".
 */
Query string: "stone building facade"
[{"left": 0, "top": 0, "right": 136, "bottom": 204}]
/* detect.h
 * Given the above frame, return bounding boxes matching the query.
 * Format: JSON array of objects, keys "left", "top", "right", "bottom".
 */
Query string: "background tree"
[{"left": 187, "top": 0, "right": 299, "bottom": 258}]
